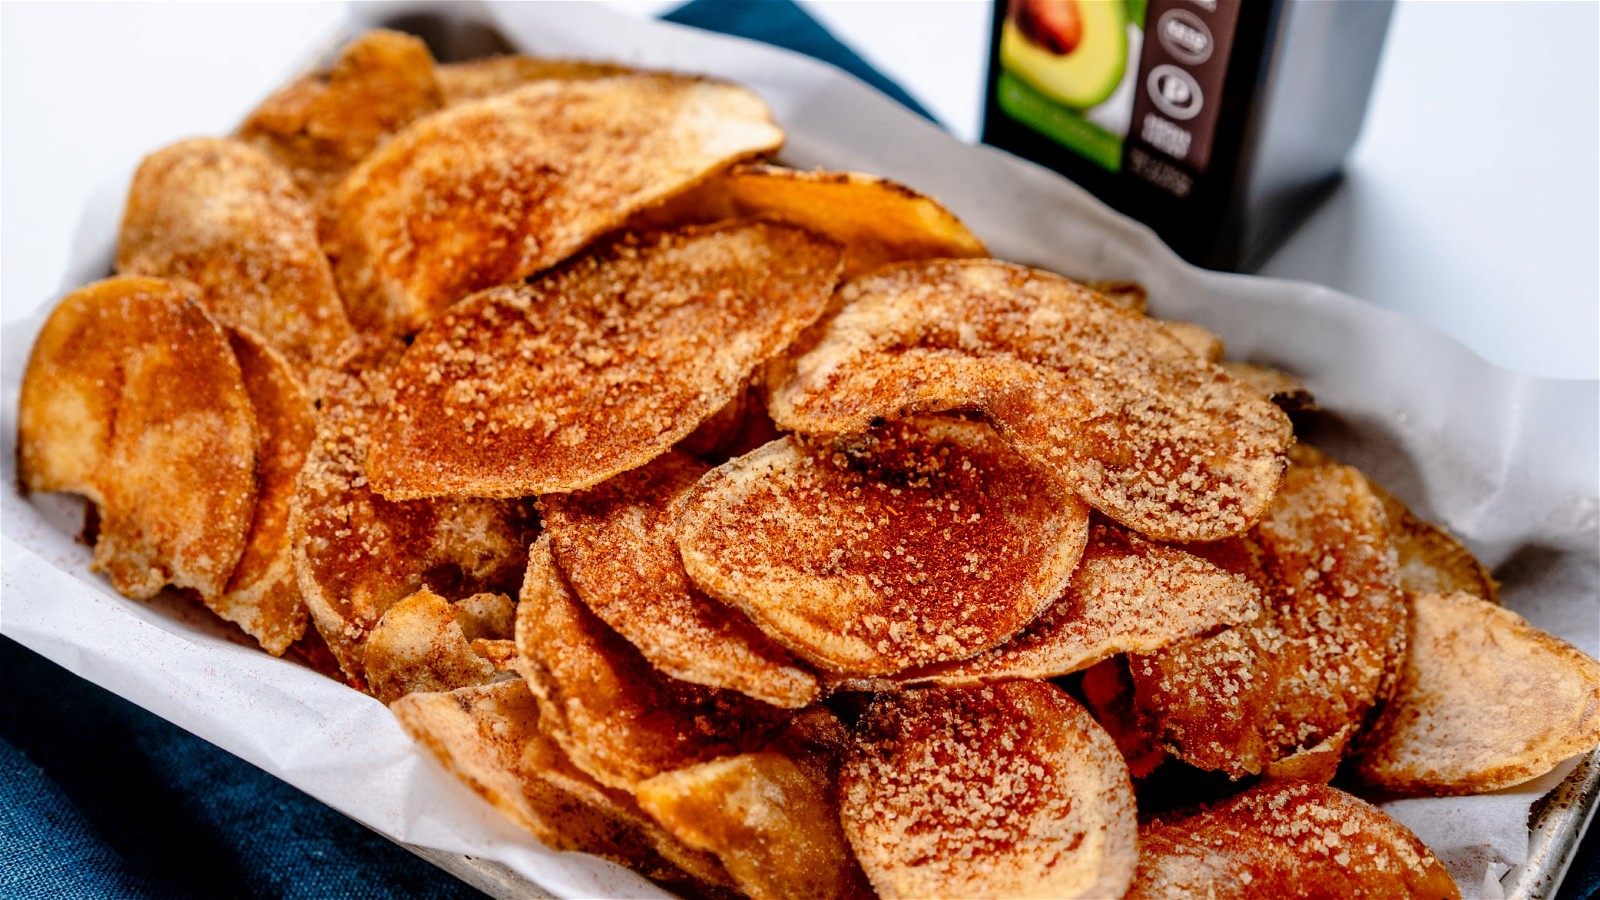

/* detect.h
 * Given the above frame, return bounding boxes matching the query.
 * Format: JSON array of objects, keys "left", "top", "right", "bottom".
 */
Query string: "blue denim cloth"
[{"left": 3, "top": 1, "right": 1595, "bottom": 898}]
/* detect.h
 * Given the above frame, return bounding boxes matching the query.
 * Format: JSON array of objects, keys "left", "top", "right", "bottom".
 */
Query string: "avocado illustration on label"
[{"left": 1000, "top": 0, "right": 1130, "bottom": 109}]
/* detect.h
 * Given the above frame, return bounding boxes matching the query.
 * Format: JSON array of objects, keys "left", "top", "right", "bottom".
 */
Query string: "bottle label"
[{"left": 995, "top": 0, "right": 1241, "bottom": 196}]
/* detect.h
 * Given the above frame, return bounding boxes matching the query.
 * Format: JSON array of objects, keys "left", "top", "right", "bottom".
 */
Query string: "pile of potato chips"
[{"left": 16, "top": 30, "right": 1600, "bottom": 900}]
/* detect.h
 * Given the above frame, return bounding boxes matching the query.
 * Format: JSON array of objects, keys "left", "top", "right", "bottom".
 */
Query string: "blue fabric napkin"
[{"left": 2, "top": 1, "right": 1595, "bottom": 898}]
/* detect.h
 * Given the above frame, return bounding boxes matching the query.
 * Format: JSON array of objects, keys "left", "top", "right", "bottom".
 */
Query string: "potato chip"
[
  {"left": 19, "top": 276, "right": 257, "bottom": 600},
  {"left": 1080, "top": 658, "right": 1168, "bottom": 779},
  {"left": 769, "top": 259, "right": 1293, "bottom": 542},
  {"left": 1129, "top": 458, "right": 1406, "bottom": 778},
  {"left": 237, "top": 29, "right": 443, "bottom": 205},
  {"left": 514, "top": 536, "right": 791, "bottom": 791},
  {"left": 1082, "top": 279, "right": 1148, "bottom": 314},
  {"left": 364, "top": 587, "right": 502, "bottom": 705},
  {"left": 290, "top": 362, "right": 537, "bottom": 684},
  {"left": 1373, "top": 485, "right": 1500, "bottom": 604},
  {"left": 436, "top": 55, "right": 637, "bottom": 104},
  {"left": 323, "top": 74, "right": 788, "bottom": 334},
  {"left": 635, "top": 708, "right": 875, "bottom": 900},
  {"left": 900, "top": 522, "right": 1262, "bottom": 686},
  {"left": 1353, "top": 591, "right": 1600, "bottom": 795},
  {"left": 116, "top": 137, "right": 355, "bottom": 377},
  {"left": 364, "top": 221, "right": 843, "bottom": 499},
  {"left": 540, "top": 452, "right": 820, "bottom": 708},
  {"left": 676, "top": 417, "right": 1091, "bottom": 676},
  {"left": 213, "top": 330, "right": 314, "bottom": 654},
  {"left": 675, "top": 376, "right": 782, "bottom": 464},
  {"left": 1160, "top": 320, "right": 1225, "bottom": 361},
  {"left": 840, "top": 682, "right": 1137, "bottom": 900},
  {"left": 1219, "top": 361, "right": 1318, "bottom": 414},
  {"left": 1127, "top": 781, "right": 1459, "bottom": 899},
  {"left": 390, "top": 679, "right": 729, "bottom": 890}
]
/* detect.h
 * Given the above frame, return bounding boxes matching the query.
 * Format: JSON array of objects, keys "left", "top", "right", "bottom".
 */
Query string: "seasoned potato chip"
[
  {"left": 514, "top": 536, "right": 791, "bottom": 791},
  {"left": 364, "top": 587, "right": 501, "bottom": 705},
  {"left": 1160, "top": 320, "right": 1225, "bottom": 361},
  {"left": 19, "top": 276, "right": 257, "bottom": 600},
  {"left": 117, "top": 138, "right": 355, "bottom": 377},
  {"left": 436, "top": 55, "right": 637, "bottom": 104},
  {"left": 841, "top": 682, "right": 1137, "bottom": 899},
  {"left": 636, "top": 708, "right": 875, "bottom": 900},
  {"left": 1130, "top": 458, "right": 1406, "bottom": 778},
  {"left": 1083, "top": 279, "right": 1148, "bottom": 314},
  {"left": 769, "top": 259, "right": 1293, "bottom": 541},
  {"left": 1220, "top": 361, "right": 1318, "bottom": 414},
  {"left": 237, "top": 29, "right": 443, "bottom": 204},
  {"left": 1127, "top": 781, "right": 1459, "bottom": 899},
  {"left": 1372, "top": 485, "right": 1500, "bottom": 604},
  {"left": 901, "top": 522, "right": 1262, "bottom": 686},
  {"left": 324, "top": 74, "right": 787, "bottom": 334},
  {"left": 676, "top": 417, "right": 1091, "bottom": 676},
  {"left": 1353, "top": 591, "right": 1600, "bottom": 795},
  {"left": 214, "top": 330, "right": 314, "bottom": 654},
  {"left": 540, "top": 452, "right": 820, "bottom": 708},
  {"left": 291, "top": 362, "right": 537, "bottom": 684},
  {"left": 390, "top": 680, "right": 728, "bottom": 890},
  {"left": 365, "top": 221, "right": 842, "bottom": 499}
]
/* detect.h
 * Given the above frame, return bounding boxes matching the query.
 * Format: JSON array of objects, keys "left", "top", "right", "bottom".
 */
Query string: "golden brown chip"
[
  {"left": 1129, "top": 458, "right": 1407, "bottom": 778},
  {"left": 323, "top": 74, "right": 787, "bottom": 334},
  {"left": 364, "top": 221, "right": 842, "bottom": 499},
  {"left": 676, "top": 417, "right": 1092, "bottom": 676},
  {"left": 1127, "top": 781, "right": 1460, "bottom": 900},
  {"left": 290, "top": 362, "right": 537, "bottom": 684},
  {"left": 635, "top": 708, "right": 876, "bottom": 900},
  {"left": 841, "top": 682, "right": 1137, "bottom": 900},
  {"left": 514, "top": 536, "right": 791, "bottom": 791},
  {"left": 540, "top": 452, "right": 820, "bottom": 708},
  {"left": 1220, "top": 360, "right": 1319, "bottom": 414},
  {"left": 390, "top": 679, "right": 728, "bottom": 890},
  {"left": 18, "top": 276, "right": 257, "bottom": 600},
  {"left": 237, "top": 29, "right": 443, "bottom": 205},
  {"left": 364, "top": 587, "right": 501, "bottom": 705},
  {"left": 436, "top": 55, "right": 637, "bottom": 104},
  {"left": 1369, "top": 483, "right": 1500, "bottom": 604},
  {"left": 769, "top": 259, "right": 1293, "bottom": 542},
  {"left": 1353, "top": 591, "right": 1600, "bottom": 795},
  {"left": 116, "top": 137, "right": 356, "bottom": 378},
  {"left": 1160, "top": 320, "right": 1225, "bottom": 361},
  {"left": 1083, "top": 279, "right": 1148, "bottom": 314},
  {"left": 900, "top": 522, "right": 1262, "bottom": 686},
  {"left": 213, "top": 330, "right": 314, "bottom": 654}
]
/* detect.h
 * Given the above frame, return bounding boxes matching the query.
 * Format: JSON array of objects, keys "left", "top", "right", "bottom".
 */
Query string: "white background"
[{"left": 3, "top": 0, "right": 1596, "bottom": 380}]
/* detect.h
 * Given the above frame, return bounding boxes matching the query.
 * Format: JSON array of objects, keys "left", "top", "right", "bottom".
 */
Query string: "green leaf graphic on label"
[{"left": 996, "top": 71, "right": 1124, "bottom": 172}]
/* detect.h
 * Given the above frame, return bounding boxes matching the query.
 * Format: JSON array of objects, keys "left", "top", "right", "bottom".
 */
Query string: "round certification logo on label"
[
  {"left": 1147, "top": 64, "right": 1202, "bottom": 121},
  {"left": 1158, "top": 9, "right": 1213, "bottom": 65}
]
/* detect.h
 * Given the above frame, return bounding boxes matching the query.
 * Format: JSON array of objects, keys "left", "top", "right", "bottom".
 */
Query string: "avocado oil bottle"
[{"left": 983, "top": 0, "right": 1393, "bottom": 273}]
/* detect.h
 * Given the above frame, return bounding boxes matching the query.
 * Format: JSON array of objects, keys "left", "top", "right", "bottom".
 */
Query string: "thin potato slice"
[
  {"left": 291, "top": 362, "right": 537, "bottom": 684},
  {"left": 676, "top": 417, "right": 1092, "bottom": 676},
  {"left": 237, "top": 29, "right": 443, "bottom": 205},
  {"left": 214, "top": 330, "right": 314, "bottom": 654},
  {"left": 365, "top": 221, "right": 842, "bottom": 499},
  {"left": 1127, "top": 781, "right": 1459, "bottom": 899},
  {"left": 769, "top": 260, "right": 1293, "bottom": 542},
  {"left": 364, "top": 587, "right": 501, "bottom": 705},
  {"left": 436, "top": 55, "right": 637, "bottom": 104},
  {"left": 1160, "top": 320, "right": 1225, "bottom": 361},
  {"left": 514, "top": 536, "right": 791, "bottom": 791},
  {"left": 1372, "top": 484, "right": 1500, "bottom": 604},
  {"left": 1083, "top": 279, "right": 1148, "bottom": 314},
  {"left": 324, "top": 74, "right": 787, "bottom": 334},
  {"left": 540, "top": 452, "right": 820, "bottom": 708},
  {"left": 1353, "top": 591, "right": 1600, "bottom": 795},
  {"left": 901, "top": 522, "right": 1262, "bottom": 686},
  {"left": 840, "top": 682, "right": 1137, "bottom": 900},
  {"left": 635, "top": 708, "right": 875, "bottom": 900},
  {"left": 18, "top": 276, "right": 257, "bottom": 600},
  {"left": 390, "top": 680, "right": 728, "bottom": 890},
  {"left": 117, "top": 138, "right": 355, "bottom": 377},
  {"left": 1220, "top": 361, "right": 1318, "bottom": 414},
  {"left": 1130, "top": 459, "right": 1406, "bottom": 778}
]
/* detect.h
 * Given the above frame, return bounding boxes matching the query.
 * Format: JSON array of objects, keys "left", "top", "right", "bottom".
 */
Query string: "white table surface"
[{"left": 3, "top": 0, "right": 1595, "bottom": 381}]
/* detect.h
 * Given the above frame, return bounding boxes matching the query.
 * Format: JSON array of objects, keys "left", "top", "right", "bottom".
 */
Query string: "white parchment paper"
[{"left": 2, "top": 3, "right": 1596, "bottom": 898}]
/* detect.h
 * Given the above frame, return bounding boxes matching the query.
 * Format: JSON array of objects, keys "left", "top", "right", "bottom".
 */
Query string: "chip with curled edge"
[
  {"left": 323, "top": 73, "right": 788, "bottom": 334},
  {"left": 539, "top": 451, "right": 820, "bottom": 709},
  {"left": 364, "top": 220, "right": 842, "bottom": 499},
  {"left": 769, "top": 259, "right": 1294, "bottom": 542},
  {"left": 19, "top": 275, "right": 258, "bottom": 603},
  {"left": 840, "top": 681, "right": 1137, "bottom": 900},
  {"left": 675, "top": 416, "right": 1091, "bottom": 677}
]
